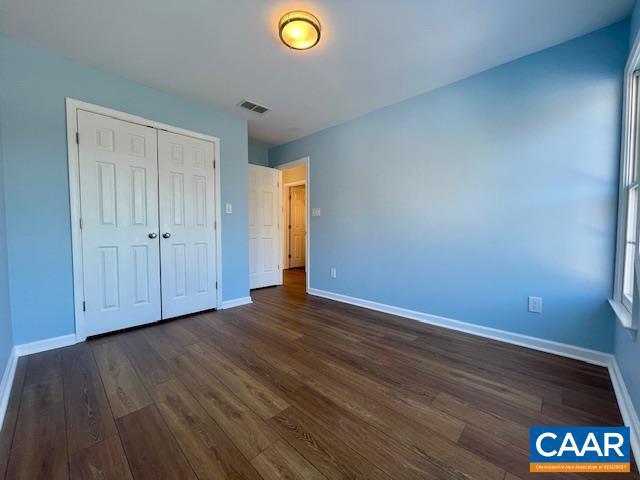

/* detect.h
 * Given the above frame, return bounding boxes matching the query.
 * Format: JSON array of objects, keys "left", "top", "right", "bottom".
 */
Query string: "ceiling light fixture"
[{"left": 278, "top": 11, "right": 321, "bottom": 50}]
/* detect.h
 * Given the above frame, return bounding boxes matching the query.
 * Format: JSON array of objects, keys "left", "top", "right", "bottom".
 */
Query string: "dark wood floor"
[{"left": 0, "top": 268, "right": 637, "bottom": 479}]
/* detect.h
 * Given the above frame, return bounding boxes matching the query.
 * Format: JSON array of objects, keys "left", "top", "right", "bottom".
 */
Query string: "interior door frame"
[
  {"left": 275, "top": 157, "right": 310, "bottom": 292},
  {"left": 66, "top": 98, "right": 223, "bottom": 342},
  {"left": 283, "top": 180, "right": 306, "bottom": 270}
]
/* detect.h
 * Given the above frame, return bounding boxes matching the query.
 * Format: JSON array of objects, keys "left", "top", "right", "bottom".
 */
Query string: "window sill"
[{"left": 609, "top": 299, "right": 637, "bottom": 336}]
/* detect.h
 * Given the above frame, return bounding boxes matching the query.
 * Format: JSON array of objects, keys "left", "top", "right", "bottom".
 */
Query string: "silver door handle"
[
  {"left": 162, "top": 232, "right": 171, "bottom": 239},
  {"left": 148, "top": 232, "right": 158, "bottom": 239}
]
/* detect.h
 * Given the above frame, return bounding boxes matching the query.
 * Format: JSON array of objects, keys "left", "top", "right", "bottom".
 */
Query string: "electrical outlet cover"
[{"left": 528, "top": 296, "right": 542, "bottom": 313}]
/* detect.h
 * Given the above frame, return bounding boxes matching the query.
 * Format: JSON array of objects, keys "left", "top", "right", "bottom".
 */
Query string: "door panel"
[
  {"left": 289, "top": 185, "right": 306, "bottom": 268},
  {"left": 249, "top": 165, "right": 281, "bottom": 289},
  {"left": 158, "top": 130, "right": 217, "bottom": 318},
  {"left": 78, "top": 110, "right": 161, "bottom": 336}
]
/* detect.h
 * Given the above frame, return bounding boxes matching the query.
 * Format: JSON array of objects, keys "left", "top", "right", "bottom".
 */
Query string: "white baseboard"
[
  {"left": 608, "top": 358, "right": 640, "bottom": 471},
  {"left": 221, "top": 296, "right": 253, "bottom": 309},
  {"left": 0, "top": 347, "right": 17, "bottom": 431},
  {"left": 308, "top": 288, "right": 612, "bottom": 366},
  {"left": 13, "top": 333, "right": 77, "bottom": 357},
  {"left": 1, "top": 334, "right": 78, "bottom": 432}
]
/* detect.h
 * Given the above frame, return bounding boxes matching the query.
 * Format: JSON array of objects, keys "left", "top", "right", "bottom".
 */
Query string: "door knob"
[
  {"left": 162, "top": 232, "right": 171, "bottom": 239},
  {"left": 148, "top": 232, "right": 158, "bottom": 239}
]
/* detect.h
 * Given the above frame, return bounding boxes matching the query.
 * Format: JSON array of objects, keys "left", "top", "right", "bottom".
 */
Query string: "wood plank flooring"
[{"left": 0, "top": 268, "right": 637, "bottom": 479}]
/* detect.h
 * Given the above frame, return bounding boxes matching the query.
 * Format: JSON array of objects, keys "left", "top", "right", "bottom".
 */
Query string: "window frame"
[
  {"left": 620, "top": 180, "right": 638, "bottom": 312},
  {"left": 612, "top": 47, "right": 640, "bottom": 331}
]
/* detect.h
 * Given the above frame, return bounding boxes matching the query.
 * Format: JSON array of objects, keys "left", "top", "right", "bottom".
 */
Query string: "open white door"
[
  {"left": 249, "top": 164, "right": 281, "bottom": 289},
  {"left": 158, "top": 130, "right": 217, "bottom": 318},
  {"left": 78, "top": 110, "right": 161, "bottom": 336}
]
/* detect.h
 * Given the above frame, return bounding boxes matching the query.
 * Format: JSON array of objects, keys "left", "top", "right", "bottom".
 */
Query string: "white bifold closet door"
[
  {"left": 78, "top": 110, "right": 217, "bottom": 337},
  {"left": 249, "top": 164, "right": 281, "bottom": 289},
  {"left": 78, "top": 110, "right": 162, "bottom": 336},
  {"left": 158, "top": 130, "right": 217, "bottom": 319}
]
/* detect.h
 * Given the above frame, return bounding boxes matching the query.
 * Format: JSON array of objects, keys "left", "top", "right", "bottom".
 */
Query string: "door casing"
[{"left": 66, "top": 98, "right": 223, "bottom": 342}]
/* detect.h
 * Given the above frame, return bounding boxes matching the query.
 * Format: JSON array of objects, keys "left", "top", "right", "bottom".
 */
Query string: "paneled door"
[
  {"left": 158, "top": 130, "right": 217, "bottom": 318},
  {"left": 249, "top": 165, "right": 281, "bottom": 289},
  {"left": 78, "top": 110, "right": 161, "bottom": 336},
  {"left": 289, "top": 184, "right": 306, "bottom": 268}
]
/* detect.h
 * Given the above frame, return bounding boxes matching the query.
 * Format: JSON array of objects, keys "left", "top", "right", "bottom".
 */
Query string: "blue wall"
[
  {"left": 0, "top": 116, "right": 13, "bottom": 379},
  {"left": 248, "top": 140, "right": 270, "bottom": 166},
  {"left": 631, "top": 0, "right": 640, "bottom": 46},
  {"left": 615, "top": 1, "right": 640, "bottom": 420},
  {"left": 270, "top": 22, "right": 628, "bottom": 352},
  {"left": 0, "top": 34, "right": 250, "bottom": 344}
]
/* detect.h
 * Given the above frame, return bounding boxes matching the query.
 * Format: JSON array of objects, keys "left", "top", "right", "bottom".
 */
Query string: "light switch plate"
[
  {"left": 225, "top": 203, "right": 233, "bottom": 214},
  {"left": 312, "top": 208, "right": 321, "bottom": 217},
  {"left": 330, "top": 268, "right": 337, "bottom": 278}
]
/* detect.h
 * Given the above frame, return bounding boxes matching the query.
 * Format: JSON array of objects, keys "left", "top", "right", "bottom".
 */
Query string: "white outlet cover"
[
  {"left": 330, "top": 268, "right": 337, "bottom": 278},
  {"left": 225, "top": 203, "right": 233, "bottom": 214},
  {"left": 528, "top": 296, "right": 542, "bottom": 313},
  {"left": 312, "top": 208, "right": 321, "bottom": 217}
]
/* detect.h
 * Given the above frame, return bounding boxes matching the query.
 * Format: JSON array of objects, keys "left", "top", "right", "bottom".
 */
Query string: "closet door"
[
  {"left": 78, "top": 110, "right": 161, "bottom": 336},
  {"left": 249, "top": 164, "right": 281, "bottom": 289},
  {"left": 158, "top": 130, "right": 217, "bottom": 318}
]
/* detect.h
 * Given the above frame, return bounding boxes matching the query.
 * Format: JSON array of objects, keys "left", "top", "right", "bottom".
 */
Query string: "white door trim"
[
  {"left": 284, "top": 180, "right": 306, "bottom": 187},
  {"left": 66, "top": 98, "right": 223, "bottom": 342},
  {"left": 275, "top": 157, "right": 310, "bottom": 292}
]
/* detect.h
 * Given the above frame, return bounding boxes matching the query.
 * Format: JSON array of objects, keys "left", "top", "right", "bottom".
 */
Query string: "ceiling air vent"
[{"left": 238, "top": 100, "right": 270, "bottom": 114}]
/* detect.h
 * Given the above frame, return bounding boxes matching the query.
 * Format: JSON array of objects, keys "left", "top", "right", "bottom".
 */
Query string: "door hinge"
[
  {"left": 82, "top": 301, "right": 86, "bottom": 312},
  {"left": 213, "top": 160, "right": 216, "bottom": 169},
  {"left": 76, "top": 132, "right": 79, "bottom": 144},
  {"left": 214, "top": 221, "right": 217, "bottom": 230},
  {"left": 288, "top": 225, "right": 291, "bottom": 229},
  {"left": 79, "top": 217, "right": 83, "bottom": 229},
  {"left": 215, "top": 281, "right": 218, "bottom": 290},
  {"left": 288, "top": 254, "right": 292, "bottom": 258}
]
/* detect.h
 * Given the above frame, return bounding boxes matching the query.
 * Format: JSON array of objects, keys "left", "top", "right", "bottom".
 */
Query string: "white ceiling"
[{"left": 0, "top": 0, "right": 634, "bottom": 146}]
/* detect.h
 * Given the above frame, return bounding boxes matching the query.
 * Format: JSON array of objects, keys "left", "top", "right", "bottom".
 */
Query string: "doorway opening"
[{"left": 277, "top": 158, "right": 309, "bottom": 290}]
